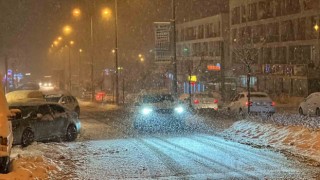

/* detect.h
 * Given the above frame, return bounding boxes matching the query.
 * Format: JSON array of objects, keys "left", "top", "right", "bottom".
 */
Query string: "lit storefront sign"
[{"left": 207, "top": 63, "right": 221, "bottom": 71}]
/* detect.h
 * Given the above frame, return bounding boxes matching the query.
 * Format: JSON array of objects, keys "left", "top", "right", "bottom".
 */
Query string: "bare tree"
[{"left": 232, "top": 26, "right": 263, "bottom": 114}]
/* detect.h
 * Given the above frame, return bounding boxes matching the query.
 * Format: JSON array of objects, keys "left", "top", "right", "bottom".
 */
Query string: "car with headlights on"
[
  {"left": 133, "top": 93, "right": 190, "bottom": 131},
  {"left": 8, "top": 102, "right": 81, "bottom": 147},
  {"left": 298, "top": 92, "right": 320, "bottom": 116},
  {"left": 227, "top": 92, "right": 275, "bottom": 116}
]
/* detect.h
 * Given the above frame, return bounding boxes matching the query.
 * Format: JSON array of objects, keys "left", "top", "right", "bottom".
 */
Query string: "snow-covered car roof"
[{"left": 6, "top": 90, "right": 44, "bottom": 104}]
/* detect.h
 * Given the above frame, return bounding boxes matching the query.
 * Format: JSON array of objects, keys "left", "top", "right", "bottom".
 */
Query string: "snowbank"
[
  {"left": 222, "top": 120, "right": 320, "bottom": 163},
  {"left": 0, "top": 155, "right": 58, "bottom": 180}
]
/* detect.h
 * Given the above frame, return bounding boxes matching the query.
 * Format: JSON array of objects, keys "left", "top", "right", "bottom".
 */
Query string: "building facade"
[
  {"left": 230, "top": 0, "right": 320, "bottom": 97},
  {"left": 176, "top": 14, "right": 235, "bottom": 98}
]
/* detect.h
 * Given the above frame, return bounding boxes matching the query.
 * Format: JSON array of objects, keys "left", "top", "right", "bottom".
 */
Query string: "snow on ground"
[{"left": 221, "top": 118, "right": 320, "bottom": 165}]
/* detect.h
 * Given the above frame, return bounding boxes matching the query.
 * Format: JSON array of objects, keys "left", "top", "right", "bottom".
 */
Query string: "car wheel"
[
  {"left": 316, "top": 108, "right": 320, "bottom": 116},
  {"left": 75, "top": 106, "right": 80, "bottom": 117},
  {"left": 66, "top": 124, "right": 78, "bottom": 141},
  {"left": 0, "top": 156, "right": 10, "bottom": 174},
  {"left": 299, "top": 107, "right": 304, "bottom": 116},
  {"left": 21, "top": 129, "right": 34, "bottom": 147}
]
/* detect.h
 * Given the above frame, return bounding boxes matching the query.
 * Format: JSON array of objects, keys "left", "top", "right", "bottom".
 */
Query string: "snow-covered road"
[{"left": 2, "top": 102, "right": 319, "bottom": 179}]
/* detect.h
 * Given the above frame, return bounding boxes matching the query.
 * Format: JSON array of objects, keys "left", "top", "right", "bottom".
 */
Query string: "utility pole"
[
  {"left": 172, "top": 0, "right": 178, "bottom": 95},
  {"left": 114, "top": 0, "right": 120, "bottom": 105},
  {"left": 90, "top": 1, "right": 95, "bottom": 102}
]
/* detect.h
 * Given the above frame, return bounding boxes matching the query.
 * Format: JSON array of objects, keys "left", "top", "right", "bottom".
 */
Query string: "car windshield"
[
  {"left": 141, "top": 94, "right": 174, "bottom": 103},
  {"left": 194, "top": 94, "right": 214, "bottom": 98}
]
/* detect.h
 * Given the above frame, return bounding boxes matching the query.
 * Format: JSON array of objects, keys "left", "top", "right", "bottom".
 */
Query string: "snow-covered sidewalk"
[{"left": 221, "top": 119, "right": 320, "bottom": 164}]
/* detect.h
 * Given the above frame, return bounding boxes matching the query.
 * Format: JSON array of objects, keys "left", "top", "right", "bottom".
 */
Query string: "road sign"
[{"left": 154, "top": 22, "right": 172, "bottom": 63}]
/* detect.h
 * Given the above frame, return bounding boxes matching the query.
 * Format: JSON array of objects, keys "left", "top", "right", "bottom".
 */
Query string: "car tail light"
[
  {"left": 214, "top": 99, "right": 218, "bottom": 104},
  {"left": 246, "top": 101, "right": 252, "bottom": 106},
  {"left": 194, "top": 99, "right": 199, "bottom": 104},
  {"left": 271, "top": 101, "right": 276, "bottom": 106}
]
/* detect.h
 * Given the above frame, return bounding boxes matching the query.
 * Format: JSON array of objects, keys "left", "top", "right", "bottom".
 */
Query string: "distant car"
[
  {"left": 0, "top": 82, "right": 13, "bottom": 174},
  {"left": 133, "top": 93, "right": 190, "bottom": 131},
  {"left": 44, "top": 91, "right": 80, "bottom": 116},
  {"left": 8, "top": 102, "right": 81, "bottom": 147},
  {"left": 298, "top": 92, "right": 320, "bottom": 116},
  {"left": 228, "top": 92, "right": 275, "bottom": 116}
]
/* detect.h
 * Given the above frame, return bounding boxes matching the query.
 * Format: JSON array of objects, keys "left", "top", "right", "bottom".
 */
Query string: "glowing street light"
[
  {"left": 314, "top": 24, "right": 319, "bottom": 32},
  {"left": 140, "top": 57, "right": 144, "bottom": 62},
  {"left": 63, "top": 25, "right": 72, "bottom": 35},
  {"left": 70, "top": 40, "right": 75, "bottom": 45},
  {"left": 79, "top": 49, "right": 83, "bottom": 53},
  {"left": 53, "top": 40, "right": 59, "bottom": 46},
  {"left": 58, "top": 36, "right": 63, "bottom": 41},
  {"left": 112, "top": 49, "right": 116, "bottom": 54},
  {"left": 101, "top": 8, "right": 111, "bottom": 19},
  {"left": 138, "top": 54, "right": 142, "bottom": 58},
  {"left": 72, "top": 8, "right": 81, "bottom": 18}
]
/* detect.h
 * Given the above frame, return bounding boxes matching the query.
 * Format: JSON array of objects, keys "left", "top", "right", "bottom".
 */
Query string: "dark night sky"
[{"left": 0, "top": 0, "right": 228, "bottom": 78}]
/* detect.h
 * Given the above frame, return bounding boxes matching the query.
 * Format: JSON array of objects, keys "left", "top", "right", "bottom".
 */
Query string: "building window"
[
  {"left": 266, "top": 23, "right": 279, "bottom": 43},
  {"left": 288, "top": 45, "right": 311, "bottom": 64},
  {"left": 283, "top": 0, "right": 301, "bottom": 15},
  {"left": 303, "top": 0, "right": 319, "bottom": 10},
  {"left": 274, "top": 47, "right": 287, "bottom": 64},
  {"left": 281, "top": 20, "right": 295, "bottom": 41},
  {"left": 231, "top": 6, "right": 240, "bottom": 25},
  {"left": 248, "top": 3, "right": 257, "bottom": 21},
  {"left": 296, "top": 18, "right": 306, "bottom": 40},
  {"left": 275, "top": 0, "right": 282, "bottom": 17},
  {"left": 258, "top": 0, "right": 273, "bottom": 19},
  {"left": 205, "top": 23, "right": 213, "bottom": 38},
  {"left": 307, "top": 16, "right": 318, "bottom": 40},
  {"left": 263, "top": 47, "right": 272, "bottom": 64},
  {"left": 241, "top": 5, "right": 247, "bottom": 23},
  {"left": 292, "top": 79, "right": 307, "bottom": 97},
  {"left": 198, "top": 25, "right": 204, "bottom": 39}
]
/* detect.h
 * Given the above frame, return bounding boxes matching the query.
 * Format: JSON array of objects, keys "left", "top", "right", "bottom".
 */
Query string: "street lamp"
[
  {"left": 79, "top": 48, "right": 83, "bottom": 94},
  {"left": 101, "top": 8, "right": 112, "bottom": 20},
  {"left": 58, "top": 36, "right": 63, "bottom": 41},
  {"left": 68, "top": 40, "right": 75, "bottom": 91},
  {"left": 72, "top": 8, "right": 81, "bottom": 18},
  {"left": 63, "top": 25, "right": 72, "bottom": 35},
  {"left": 314, "top": 24, "right": 320, "bottom": 67}
]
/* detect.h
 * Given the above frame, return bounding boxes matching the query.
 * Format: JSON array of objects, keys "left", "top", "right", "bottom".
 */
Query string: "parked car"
[
  {"left": 133, "top": 93, "right": 190, "bottom": 131},
  {"left": 298, "top": 92, "right": 320, "bottom": 116},
  {"left": 0, "top": 82, "right": 13, "bottom": 174},
  {"left": 8, "top": 102, "right": 81, "bottom": 147},
  {"left": 179, "top": 92, "right": 222, "bottom": 111},
  {"left": 227, "top": 92, "right": 275, "bottom": 116},
  {"left": 44, "top": 91, "right": 80, "bottom": 116}
]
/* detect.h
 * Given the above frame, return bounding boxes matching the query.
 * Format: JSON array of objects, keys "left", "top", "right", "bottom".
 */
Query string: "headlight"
[
  {"left": 141, "top": 107, "right": 152, "bottom": 115},
  {"left": 174, "top": 106, "right": 184, "bottom": 114}
]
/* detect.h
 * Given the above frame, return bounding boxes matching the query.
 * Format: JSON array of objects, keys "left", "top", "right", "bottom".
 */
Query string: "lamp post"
[
  {"left": 68, "top": 40, "right": 75, "bottom": 91},
  {"left": 79, "top": 48, "right": 83, "bottom": 93},
  {"left": 114, "top": 0, "right": 120, "bottom": 105},
  {"left": 314, "top": 24, "right": 319, "bottom": 63},
  {"left": 172, "top": 0, "right": 178, "bottom": 95}
]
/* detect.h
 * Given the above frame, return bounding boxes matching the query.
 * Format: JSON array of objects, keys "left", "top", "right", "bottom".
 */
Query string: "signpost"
[{"left": 154, "top": 22, "right": 172, "bottom": 63}]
